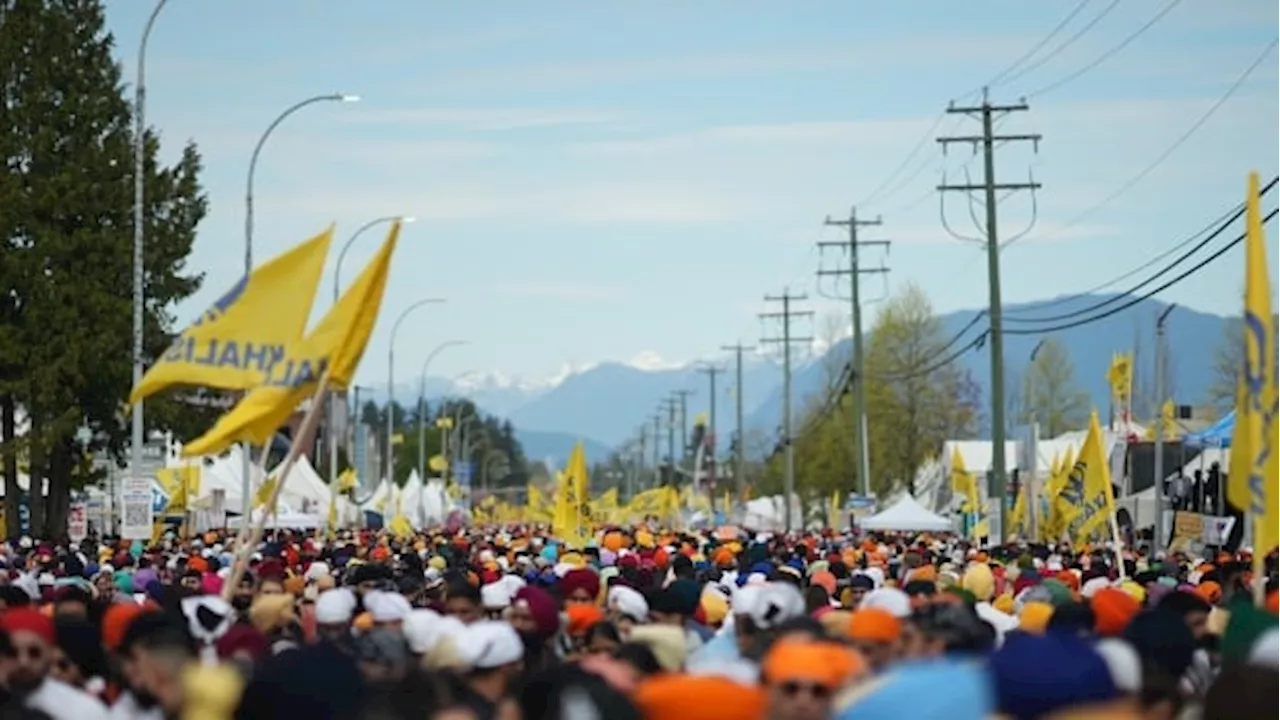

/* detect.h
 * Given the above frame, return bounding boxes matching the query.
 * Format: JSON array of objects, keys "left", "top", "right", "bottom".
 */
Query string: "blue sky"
[{"left": 103, "top": 0, "right": 1278, "bottom": 388}]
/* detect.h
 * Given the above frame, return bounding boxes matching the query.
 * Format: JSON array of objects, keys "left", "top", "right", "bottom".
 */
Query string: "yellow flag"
[
  {"left": 950, "top": 447, "right": 983, "bottom": 539},
  {"left": 131, "top": 227, "right": 333, "bottom": 403},
  {"left": 183, "top": 223, "right": 399, "bottom": 457},
  {"left": 336, "top": 468, "right": 358, "bottom": 493},
  {"left": 254, "top": 477, "right": 278, "bottom": 510},
  {"left": 1062, "top": 411, "right": 1116, "bottom": 547},
  {"left": 1229, "top": 171, "right": 1279, "bottom": 557},
  {"left": 1107, "top": 353, "right": 1133, "bottom": 406},
  {"left": 554, "top": 442, "right": 591, "bottom": 545}
]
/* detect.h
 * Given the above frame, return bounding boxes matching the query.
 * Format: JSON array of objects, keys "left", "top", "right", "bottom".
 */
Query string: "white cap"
[
  {"left": 860, "top": 587, "right": 912, "bottom": 619},
  {"left": 481, "top": 581, "right": 516, "bottom": 610},
  {"left": 458, "top": 620, "right": 524, "bottom": 669},
  {"left": 1081, "top": 577, "right": 1111, "bottom": 599},
  {"left": 364, "top": 590, "right": 412, "bottom": 624},
  {"left": 1249, "top": 627, "right": 1279, "bottom": 669},
  {"left": 315, "top": 588, "right": 357, "bottom": 625},
  {"left": 606, "top": 585, "right": 649, "bottom": 622},
  {"left": 733, "top": 582, "right": 804, "bottom": 630},
  {"left": 304, "top": 562, "right": 331, "bottom": 582},
  {"left": 1095, "top": 638, "right": 1142, "bottom": 693},
  {"left": 402, "top": 609, "right": 466, "bottom": 655},
  {"left": 180, "top": 595, "right": 233, "bottom": 645}
]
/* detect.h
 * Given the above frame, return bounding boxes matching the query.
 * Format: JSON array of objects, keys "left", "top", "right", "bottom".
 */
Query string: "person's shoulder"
[{"left": 27, "top": 679, "right": 109, "bottom": 719}]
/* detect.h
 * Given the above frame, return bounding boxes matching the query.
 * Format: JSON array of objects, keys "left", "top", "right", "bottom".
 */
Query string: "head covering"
[
  {"left": 961, "top": 563, "right": 995, "bottom": 602},
  {"left": 0, "top": 607, "right": 54, "bottom": 644},
  {"left": 859, "top": 587, "right": 912, "bottom": 618},
  {"left": 560, "top": 568, "right": 601, "bottom": 601},
  {"left": 627, "top": 624, "right": 687, "bottom": 672},
  {"left": 181, "top": 595, "right": 233, "bottom": 646},
  {"left": 1122, "top": 609, "right": 1195, "bottom": 680},
  {"left": 363, "top": 590, "right": 412, "bottom": 624},
  {"left": 848, "top": 608, "right": 901, "bottom": 644},
  {"left": 762, "top": 640, "right": 866, "bottom": 688},
  {"left": 565, "top": 604, "right": 605, "bottom": 637},
  {"left": 1093, "top": 638, "right": 1142, "bottom": 694},
  {"left": 102, "top": 602, "right": 148, "bottom": 652},
  {"left": 606, "top": 585, "right": 649, "bottom": 623},
  {"left": 1018, "top": 602, "right": 1055, "bottom": 635},
  {"left": 315, "top": 589, "right": 357, "bottom": 625},
  {"left": 513, "top": 586, "right": 560, "bottom": 640},
  {"left": 216, "top": 623, "right": 270, "bottom": 662},
  {"left": 988, "top": 631, "right": 1117, "bottom": 719},
  {"left": 458, "top": 621, "right": 523, "bottom": 669},
  {"left": 249, "top": 594, "right": 296, "bottom": 634},
  {"left": 1092, "top": 588, "right": 1140, "bottom": 637},
  {"left": 633, "top": 675, "right": 767, "bottom": 720},
  {"left": 734, "top": 582, "right": 805, "bottom": 630},
  {"left": 835, "top": 661, "right": 991, "bottom": 720}
]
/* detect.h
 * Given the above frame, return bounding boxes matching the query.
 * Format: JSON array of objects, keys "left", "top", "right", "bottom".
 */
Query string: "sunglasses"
[{"left": 779, "top": 681, "right": 832, "bottom": 700}]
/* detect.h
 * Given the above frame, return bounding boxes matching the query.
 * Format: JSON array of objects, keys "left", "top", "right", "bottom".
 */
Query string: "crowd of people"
[{"left": 0, "top": 524, "right": 1274, "bottom": 720}]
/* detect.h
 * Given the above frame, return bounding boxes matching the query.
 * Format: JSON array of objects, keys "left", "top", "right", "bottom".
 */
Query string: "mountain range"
[{"left": 376, "top": 294, "right": 1231, "bottom": 465}]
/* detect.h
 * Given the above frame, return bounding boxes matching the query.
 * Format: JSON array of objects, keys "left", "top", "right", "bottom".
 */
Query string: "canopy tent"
[
  {"left": 1184, "top": 411, "right": 1234, "bottom": 449},
  {"left": 859, "top": 495, "right": 952, "bottom": 532},
  {"left": 228, "top": 509, "right": 325, "bottom": 530}
]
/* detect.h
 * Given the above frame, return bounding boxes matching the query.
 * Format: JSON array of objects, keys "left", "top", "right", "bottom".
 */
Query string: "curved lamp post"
[
  {"left": 130, "top": 0, "right": 169, "bottom": 536},
  {"left": 240, "top": 91, "right": 356, "bottom": 520},
  {"left": 386, "top": 299, "right": 447, "bottom": 486},
  {"left": 416, "top": 341, "right": 470, "bottom": 481},
  {"left": 327, "top": 215, "right": 415, "bottom": 496}
]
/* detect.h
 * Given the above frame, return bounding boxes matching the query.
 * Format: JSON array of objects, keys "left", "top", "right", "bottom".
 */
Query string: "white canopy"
[{"left": 859, "top": 495, "right": 952, "bottom": 532}]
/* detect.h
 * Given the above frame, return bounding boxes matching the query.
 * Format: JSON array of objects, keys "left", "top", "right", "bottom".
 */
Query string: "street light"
[
  {"left": 240, "top": 91, "right": 356, "bottom": 520},
  {"left": 245, "top": 92, "right": 359, "bottom": 273},
  {"left": 386, "top": 299, "right": 447, "bottom": 486},
  {"left": 334, "top": 216, "right": 416, "bottom": 303},
  {"left": 327, "top": 215, "right": 415, "bottom": 494},
  {"left": 417, "top": 341, "right": 471, "bottom": 481},
  {"left": 131, "top": 0, "right": 169, "bottom": 530}
]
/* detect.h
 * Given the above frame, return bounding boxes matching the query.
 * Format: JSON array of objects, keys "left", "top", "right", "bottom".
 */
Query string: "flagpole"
[{"left": 222, "top": 377, "right": 331, "bottom": 600}]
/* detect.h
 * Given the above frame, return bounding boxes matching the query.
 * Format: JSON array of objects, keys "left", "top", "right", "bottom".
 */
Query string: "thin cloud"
[
  {"left": 495, "top": 283, "right": 626, "bottom": 301},
  {"left": 339, "top": 107, "right": 620, "bottom": 132}
]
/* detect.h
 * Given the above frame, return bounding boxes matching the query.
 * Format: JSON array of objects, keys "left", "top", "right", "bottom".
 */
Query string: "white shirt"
[
  {"left": 106, "top": 690, "right": 166, "bottom": 720},
  {"left": 25, "top": 678, "right": 110, "bottom": 720}
]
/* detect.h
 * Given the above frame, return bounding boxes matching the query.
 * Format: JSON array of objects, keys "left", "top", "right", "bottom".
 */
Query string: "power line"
[
  {"left": 983, "top": 0, "right": 1095, "bottom": 87},
  {"left": 1026, "top": 0, "right": 1184, "bottom": 98},
  {"left": 1005, "top": 208, "right": 1278, "bottom": 335},
  {"left": 1007, "top": 178, "right": 1277, "bottom": 323},
  {"left": 1006, "top": 38, "right": 1279, "bottom": 249},
  {"left": 996, "top": 0, "right": 1122, "bottom": 89},
  {"left": 858, "top": 112, "right": 952, "bottom": 208}
]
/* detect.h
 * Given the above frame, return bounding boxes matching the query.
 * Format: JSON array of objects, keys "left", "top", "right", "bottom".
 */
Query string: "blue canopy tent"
[{"left": 1184, "top": 411, "right": 1235, "bottom": 449}]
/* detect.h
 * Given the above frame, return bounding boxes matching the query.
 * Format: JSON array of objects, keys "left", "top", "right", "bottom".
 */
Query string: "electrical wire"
[
  {"left": 1026, "top": 0, "right": 1184, "bottom": 98},
  {"left": 1006, "top": 208, "right": 1278, "bottom": 335},
  {"left": 857, "top": 111, "right": 951, "bottom": 208},
  {"left": 1005, "top": 177, "right": 1277, "bottom": 322},
  {"left": 1005, "top": 38, "right": 1279, "bottom": 250},
  {"left": 986, "top": 0, "right": 1098, "bottom": 88},
  {"left": 995, "top": 0, "right": 1122, "bottom": 89}
]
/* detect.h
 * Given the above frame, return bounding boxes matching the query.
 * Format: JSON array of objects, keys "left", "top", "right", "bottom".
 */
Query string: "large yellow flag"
[
  {"left": 554, "top": 442, "right": 591, "bottom": 545},
  {"left": 950, "top": 447, "right": 982, "bottom": 538},
  {"left": 1106, "top": 352, "right": 1133, "bottom": 407},
  {"left": 131, "top": 227, "right": 333, "bottom": 403},
  {"left": 1229, "top": 171, "right": 1279, "bottom": 557},
  {"left": 183, "top": 223, "right": 398, "bottom": 457},
  {"left": 1061, "top": 411, "right": 1116, "bottom": 547}
]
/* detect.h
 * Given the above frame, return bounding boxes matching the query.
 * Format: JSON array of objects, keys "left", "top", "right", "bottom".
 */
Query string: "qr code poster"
[{"left": 121, "top": 499, "right": 153, "bottom": 540}]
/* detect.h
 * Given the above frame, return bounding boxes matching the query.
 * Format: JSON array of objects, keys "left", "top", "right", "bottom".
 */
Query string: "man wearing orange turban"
[
  {"left": 761, "top": 640, "right": 865, "bottom": 720},
  {"left": 847, "top": 608, "right": 901, "bottom": 673}
]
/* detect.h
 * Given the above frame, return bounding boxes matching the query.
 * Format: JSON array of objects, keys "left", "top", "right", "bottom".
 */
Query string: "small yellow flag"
[
  {"left": 183, "top": 223, "right": 399, "bottom": 457},
  {"left": 131, "top": 227, "right": 333, "bottom": 404}
]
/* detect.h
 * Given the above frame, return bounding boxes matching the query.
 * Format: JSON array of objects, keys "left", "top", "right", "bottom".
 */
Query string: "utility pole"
[
  {"left": 661, "top": 399, "right": 677, "bottom": 483},
  {"left": 820, "top": 207, "right": 889, "bottom": 499},
  {"left": 651, "top": 414, "right": 663, "bottom": 487},
  {"left": 721, "top": 343, "right": 755, "bottom": 498},
  {"left": 1153, "top": 305, "right": 1176, "bottom": 549},
  {"left": 673, "top": 389, "right": 695, "bottom": 460},
  {"left": 699, "top": 365, "right": 724, "bottom": 509},
  {"left": 635, "top": 426, "right": 648, "bottom": 497},
  {"left": 938, "top": 88, "right": 1041, "bottom": 541},
  {"left": 760, "top": 290, "right": 814, "bottom": 531}
]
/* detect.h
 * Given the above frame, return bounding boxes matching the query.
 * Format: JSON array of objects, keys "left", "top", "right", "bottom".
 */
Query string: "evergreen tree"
[{"left": 0, "top": 0, "right": 206, "bottom": 535}]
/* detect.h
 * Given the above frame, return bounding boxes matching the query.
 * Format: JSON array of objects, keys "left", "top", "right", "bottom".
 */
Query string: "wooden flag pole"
[{"left": 222, "top": 377, "right": 331, "bottom": 600}]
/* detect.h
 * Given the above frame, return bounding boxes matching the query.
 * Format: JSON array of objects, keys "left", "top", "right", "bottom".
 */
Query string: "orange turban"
[
  {"left": 1194, "top": 581, "right": 1222, "bottom": 605},
  {"left": 632, "top": 675, "right": 767, "bottom": 720},
  {"left": 908, "top": 565, "right": 937, "bottom": 584},
  {"left": 102, "top": 603, "right": 149, "bottom": 653},
  {"left": 713, "top": 548, "right": 735, "bottom": 568},
  {"left": 283, "top": 576, "right": 306, "bottom": 597},
  {"left": 1019, "top": 602, "right": 1055, "bottom": 635},
  {"left": 1055, "top": 570, "right": 1080, "bottom": 592},
  {"left": 809, "top": 571, "right": 837, "bottom": 596},
  {"left": 1092, "top": 588, "right": 1139, "bottom": 637},
  {"left": 762, "top": 640, "right": 866, "bottom": 688},
  {"left": 566, "top": 604, "right": 605, "bottom": 637},
  {"left": 848, "top": 608, "right": 901, "bottom": 644}
]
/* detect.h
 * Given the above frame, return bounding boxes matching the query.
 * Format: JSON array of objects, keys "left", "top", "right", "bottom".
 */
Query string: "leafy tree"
[
  {"left": 862, "top": 284, "right": 980, "bottom": 497},
  {"left": 1020, "top": 338, "right": 1089, "bottom": 436},
  {"left": 0, "top": 0, "right": 206, "bottom": 536},
  {"left": 760, "top": 284, "right": 980, "bottom": 500},
  {"left": 1203, "top": 312, "right": 1274, "bottom": 409}
]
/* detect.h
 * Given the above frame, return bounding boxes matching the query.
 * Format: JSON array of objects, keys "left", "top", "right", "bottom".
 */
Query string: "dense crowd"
[{"left": 0, "top": 525, "right": 1274, "bottom": 720}]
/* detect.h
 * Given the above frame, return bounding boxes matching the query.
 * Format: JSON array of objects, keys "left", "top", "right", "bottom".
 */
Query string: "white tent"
[
  {"left": 274, "top": 456, "right": 331, "bottom": 515},
  {"left": 860, "top": 495, "right": 952, "bottom": 532},
  {"left": 400, "top": 471, "right": 425, "bottom": 528},
  {"left": 228, "top": 509, "right": 325, "bottom": 530}
]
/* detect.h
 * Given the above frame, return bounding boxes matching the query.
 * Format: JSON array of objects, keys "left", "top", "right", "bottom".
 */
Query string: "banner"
[
  {"left": 67, "top": 502, "right": 87, "bottom": 543},
  {"left": 120, "top": 476, "right": 154, "bottom": 540}
]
